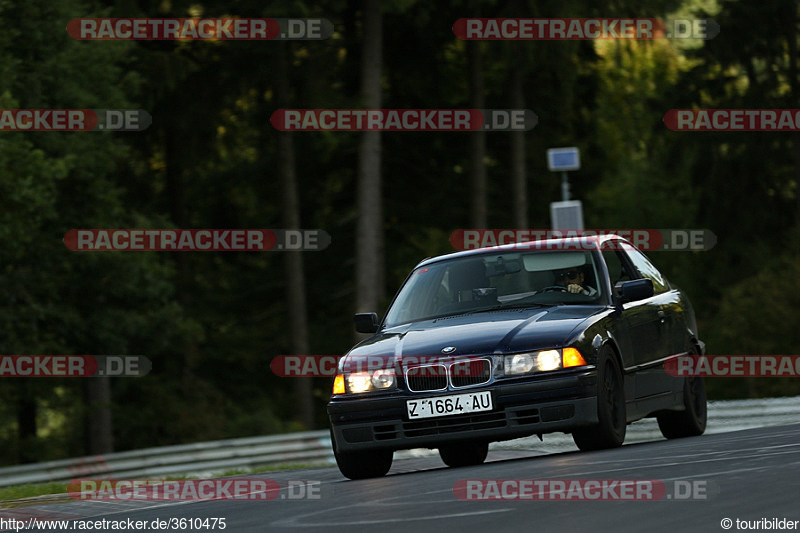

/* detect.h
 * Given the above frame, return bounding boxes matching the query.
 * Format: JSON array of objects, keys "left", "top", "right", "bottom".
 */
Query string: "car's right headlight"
[
  {"left": 504, "top": 348, "right": 586, "bottom": 376},
  {"left": 333, "top": 369, "right": 397, "bottom": 394}
]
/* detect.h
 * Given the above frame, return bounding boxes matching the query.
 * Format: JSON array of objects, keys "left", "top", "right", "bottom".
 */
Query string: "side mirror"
[
  {"left": 354, "top": 312, "right": 379, "bottom": 334},
  {"left": 615, "top": 279, "right": 654, "bottom": 303}
]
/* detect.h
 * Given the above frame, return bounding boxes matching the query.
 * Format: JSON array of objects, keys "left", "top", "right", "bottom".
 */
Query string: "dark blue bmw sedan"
[{"left": 328, "top": 235, "right": 706, "bottom": 479}]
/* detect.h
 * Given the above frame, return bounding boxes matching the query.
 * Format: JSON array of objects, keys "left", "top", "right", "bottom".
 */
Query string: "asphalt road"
[{"left": 6, "top": 423, "right": 800, "bottom": 532}]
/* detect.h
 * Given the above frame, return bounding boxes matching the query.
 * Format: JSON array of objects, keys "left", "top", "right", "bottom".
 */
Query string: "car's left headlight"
[
  {"left": 333, "top": 369, "right": 397, "bottom": 394},
  {"left": 504, "top": 348, "right": 586, "bottom": 376}
]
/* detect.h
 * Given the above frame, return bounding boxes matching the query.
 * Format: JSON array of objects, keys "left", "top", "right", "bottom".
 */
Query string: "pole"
[{"left": 561, "top": 171, "right": 569, "bottom": 201}]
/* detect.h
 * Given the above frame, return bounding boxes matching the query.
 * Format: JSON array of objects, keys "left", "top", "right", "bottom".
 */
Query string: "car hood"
[{"left": 345, "top": 306, "right": 604, "bottom": 366}]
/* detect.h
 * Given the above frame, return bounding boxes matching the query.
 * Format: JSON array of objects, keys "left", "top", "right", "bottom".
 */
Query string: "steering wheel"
[{"left": 539, "top": 285, "right": 568, "bottom": 293}]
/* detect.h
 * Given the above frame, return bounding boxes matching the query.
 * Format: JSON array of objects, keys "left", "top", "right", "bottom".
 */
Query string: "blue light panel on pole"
[{"left": 547, "top": 147, "right": 580, "bottom": 172}]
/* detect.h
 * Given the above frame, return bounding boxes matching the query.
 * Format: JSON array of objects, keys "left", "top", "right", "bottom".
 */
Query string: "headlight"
[
  {"left": 347, "top": 372, "right": 372, "bottom": 393},
  {"left": 536, "top": 349, "right": 561, "bottom": 371},
  {"left": 343, "top": 369, "right": 397, "bottom": 394},
  {"left": 371, "top": 369, "right": 396, "bottom": 389},
  {"left": 506, "top": 353, "right": 535, "bottom": 375},
  {"left": 504, "top": 348, "right": 586, "bottom": 376}
]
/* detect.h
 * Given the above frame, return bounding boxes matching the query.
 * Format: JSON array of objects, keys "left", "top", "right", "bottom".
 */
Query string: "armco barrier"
[
  {"left": 0, "top": 431, "right": 333, "bottom": 487},
  {"left": 0, "top": 397, "right": 797, "bottom": 486}
]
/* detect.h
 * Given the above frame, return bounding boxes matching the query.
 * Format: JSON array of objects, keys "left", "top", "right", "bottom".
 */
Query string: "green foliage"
[
  {"left": 0, "top": 0, "right": 199, "bottom": 464},
  {"left": 703, "top": 241, "right": 800, "bottom": 398},
  {"left": 0, "top": 482, "right": 69, "bottom": 505}
]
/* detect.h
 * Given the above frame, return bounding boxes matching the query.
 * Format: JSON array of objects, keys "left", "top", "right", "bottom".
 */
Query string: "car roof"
[{"left": 415, "top": 234, "right": 631, "bottom": 269}]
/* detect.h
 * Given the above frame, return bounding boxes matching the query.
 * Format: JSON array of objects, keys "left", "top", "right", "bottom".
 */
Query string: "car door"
[
  {"left": 622, "top": 247, "right": 680, "bottom": 397},
  {"left": 603, "top": 248, "right": 663, "bottom": 400}
]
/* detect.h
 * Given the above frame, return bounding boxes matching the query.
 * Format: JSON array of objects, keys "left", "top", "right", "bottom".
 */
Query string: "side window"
[
  {"left": 624, "top": 248, "right": 670, "bottom": 294},
  {"left": 601, "top": 250, "right": 633, "bottom": 286}
]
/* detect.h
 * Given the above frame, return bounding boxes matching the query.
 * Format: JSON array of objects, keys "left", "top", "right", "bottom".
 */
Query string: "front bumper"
[{"left": 328, "top": 369, "right": 598, "bottom": 453}]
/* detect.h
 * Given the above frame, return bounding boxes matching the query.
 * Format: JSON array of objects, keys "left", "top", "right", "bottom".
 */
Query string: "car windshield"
[{"left": 384, "top": 250, "right": 603, "bottom": 327}]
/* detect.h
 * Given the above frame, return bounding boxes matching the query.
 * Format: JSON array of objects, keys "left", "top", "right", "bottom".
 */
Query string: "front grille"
[
  {"left": 405, "top": 357, "right": 493, "bottom": 392},
  {"left": 406, "top": 364, "right": 448, "bottom": 392},
  {"left": 402, "top": 411, "right": 506, "bottom": 437},
  {"left": 340, "top": 405, "right": 560, "bottom": 444},
  {"left": 511, "top": 408, "right": 541, "bottom": 425},
  {"left": 451, "top": 359, "right": 491, "bottom": 388},
  {"left": 373, "top": 424, "right": 399, "bottom": 441}
]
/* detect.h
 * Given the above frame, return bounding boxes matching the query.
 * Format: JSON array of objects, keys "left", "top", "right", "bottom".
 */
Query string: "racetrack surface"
[{"left": 6, "top": 422, "right": 800, "bottom": 532}]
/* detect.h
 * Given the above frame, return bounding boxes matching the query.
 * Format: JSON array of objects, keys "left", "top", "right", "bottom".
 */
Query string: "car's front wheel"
[
  {"left": 572, "top": 346, "right": 626, "bottom": 451},
  {"left": 331, "top": 428, "right": 393, "bottom": 479},
  {"left": 439, "top": 441, "right": 489, "bottom": 467},
  {"left": 334, "top": 448, "right": 393, "bottom": 480},
  {"left": 657, "top": 348, "right": 707, "bottom": 439}
]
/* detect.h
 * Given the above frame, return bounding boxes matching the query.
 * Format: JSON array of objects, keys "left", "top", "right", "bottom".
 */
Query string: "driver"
[{"left": 555, "top": 267, "right": 597, "bottom": 296}]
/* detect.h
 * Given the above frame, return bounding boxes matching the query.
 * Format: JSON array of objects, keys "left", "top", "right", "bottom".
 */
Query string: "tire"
[
  {"left": 572, "top": 346, "right": 626, "bottom": 451},
  {"left": 439, "top": 441, "right": 489, "bottom": 467},
  {"left": 331, "top": 429, "right": 393, "bottom": 480},
  {"left": 657, "top": 349, "right": 707, "bottom": 439}
]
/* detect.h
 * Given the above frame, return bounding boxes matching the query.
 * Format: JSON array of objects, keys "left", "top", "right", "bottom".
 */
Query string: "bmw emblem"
[{"left": 441, "top": 346, "right": 456, "bottom": 354}]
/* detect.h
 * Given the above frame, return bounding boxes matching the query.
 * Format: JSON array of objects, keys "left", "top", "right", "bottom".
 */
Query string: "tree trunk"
[
  {"left": 469, "top": 41, "right": 487, "bottom": 228},
  {"left": 276, "top": 44, "right": 314, "bottom": 429},
  {"left": 16, "top": 384, "right": 37, "bottom": 463},
  {"left": 86, "top": 377, "right": 114, "bottom": 454},
  {"left": 510, "top": 43, "right": 528, "bottom": 229},
  {"left": 356, "top": 0, "right": 383, "bottom": 317},
  {"left": 164, "top": 102, "right": 200, "bottom": 402}
]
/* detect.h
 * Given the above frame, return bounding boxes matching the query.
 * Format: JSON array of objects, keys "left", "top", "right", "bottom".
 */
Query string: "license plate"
[{"left": 406, "top": 390, "right": 493, "bottom": 420}]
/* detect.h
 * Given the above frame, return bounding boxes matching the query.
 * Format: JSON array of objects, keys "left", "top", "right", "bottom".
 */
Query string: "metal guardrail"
[
  {"left": 0, "top": 396, "right": 797, "bottom": 487},
  {"left": 0, "top": 431, "right": 333, "bottom": 487}
]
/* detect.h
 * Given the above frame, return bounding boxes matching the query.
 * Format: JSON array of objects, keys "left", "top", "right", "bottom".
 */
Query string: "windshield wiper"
[
  {"left": 482, "top": 302, "right": 551, "bottom": 311},
  {"left": 428, "top": 302, "right": 550, "bottom": 322}
]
